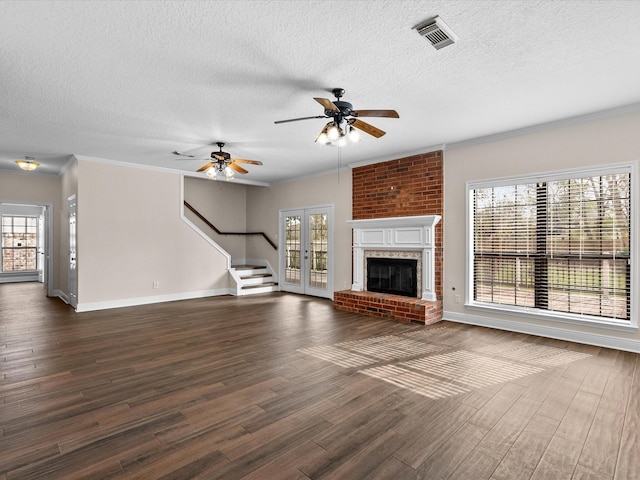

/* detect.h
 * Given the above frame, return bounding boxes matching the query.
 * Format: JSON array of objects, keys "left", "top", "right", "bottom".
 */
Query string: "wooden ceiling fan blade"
[
  {"left": 274, "top": 115, "right": 326, "bottom": 124},
  {"left": 353, "top": 109, "right": 399, "bottom": 118},
  {"left": 196, "top": 162, "right": 214, "bottom": 172},
  {"left": 229, "top": 163, "right": 248, "bottom": 174},
  {"left": 314, "top": 97, "right": 339, "bottom": 112},
  {"left": 350, "top": 119, "right": 386, "bottom": 138},
  {"left": 232, "top": 158, "right": 263, "bottom": 165}
]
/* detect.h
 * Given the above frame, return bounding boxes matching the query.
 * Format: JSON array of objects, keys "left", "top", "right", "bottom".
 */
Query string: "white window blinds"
[{"left": 471, "top": 170, "right": 631, "bottom": 323}]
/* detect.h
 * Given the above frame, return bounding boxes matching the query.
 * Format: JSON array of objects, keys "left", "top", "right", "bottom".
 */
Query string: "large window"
[
  {"left": 468, "top": 164, "right": 635, "bottom": 329},
  {"left": 1, "top": 215, "right": 38, "bottom": 272}
]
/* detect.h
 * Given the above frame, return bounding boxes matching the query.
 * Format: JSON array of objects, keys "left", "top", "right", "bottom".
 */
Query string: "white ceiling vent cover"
[{"left": 415, "top": 16, "right": 458, "bottom": 50}]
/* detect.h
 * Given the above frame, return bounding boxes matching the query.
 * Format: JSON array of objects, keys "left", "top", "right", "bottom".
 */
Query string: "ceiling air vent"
[{"left": 415, "top": 16, "right": 457, "bottom": 50}]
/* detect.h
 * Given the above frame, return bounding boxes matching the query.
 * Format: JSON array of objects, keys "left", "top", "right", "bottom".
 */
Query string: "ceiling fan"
[
  {"left": 274, "top": 88, "right": 399, "bottom": 145},
  {"left": 173, "top": 142, "right": 262, "bottom": 180}
]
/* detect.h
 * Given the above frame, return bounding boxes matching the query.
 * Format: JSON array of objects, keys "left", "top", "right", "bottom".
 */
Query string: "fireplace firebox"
[{"left": 366, "top": 258, "right": 418, "bottom": 298}]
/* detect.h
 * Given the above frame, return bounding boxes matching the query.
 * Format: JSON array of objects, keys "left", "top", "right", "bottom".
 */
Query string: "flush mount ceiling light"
[
  {"left": 15, "top": 156, "right": 40, "bottom": 172},
  {"left": 415, "top": 15, "right": 458, "bottom": 50}
]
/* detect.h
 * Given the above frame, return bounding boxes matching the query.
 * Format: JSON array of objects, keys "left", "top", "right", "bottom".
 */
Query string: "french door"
[{"left": 279, "top": 206, "right": 333, "bottom": 299}]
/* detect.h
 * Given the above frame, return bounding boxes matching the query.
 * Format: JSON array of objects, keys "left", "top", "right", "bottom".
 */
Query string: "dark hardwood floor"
[{"left": 1, "top": 282, "right": 639, "bottom": 479}]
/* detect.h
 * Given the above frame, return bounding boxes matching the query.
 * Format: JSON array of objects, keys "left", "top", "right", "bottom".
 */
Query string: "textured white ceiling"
[{"left": 1, "top": 0, "right": 640, "bottom": 184}]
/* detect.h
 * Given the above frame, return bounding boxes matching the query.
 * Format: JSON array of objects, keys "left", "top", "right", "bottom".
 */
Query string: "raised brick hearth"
[{"left": 334, "top": 290, "right": 442, "bottom": 324}]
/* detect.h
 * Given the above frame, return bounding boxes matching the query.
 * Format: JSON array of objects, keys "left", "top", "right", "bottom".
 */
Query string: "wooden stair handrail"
[{"left": 184, "top": 200, "right": 278, "bottom": 250}]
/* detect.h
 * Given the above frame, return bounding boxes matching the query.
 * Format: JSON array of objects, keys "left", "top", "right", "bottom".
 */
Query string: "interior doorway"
[{"left": 0, "top": 202, "right": 53, "bottom": 296}]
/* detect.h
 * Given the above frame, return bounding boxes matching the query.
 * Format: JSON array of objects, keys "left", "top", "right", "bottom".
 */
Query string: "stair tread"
[{"left": 233, "top": 265, "right": 266, "bottom": 270}]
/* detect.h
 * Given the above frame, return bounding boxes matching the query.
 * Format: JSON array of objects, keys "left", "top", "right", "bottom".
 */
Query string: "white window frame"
[
  {"left": 466, "top": 162, "right": 638, "bottom": 331},
  {"left": 1, "top": 214, "right": 39, "bottom": 273}
]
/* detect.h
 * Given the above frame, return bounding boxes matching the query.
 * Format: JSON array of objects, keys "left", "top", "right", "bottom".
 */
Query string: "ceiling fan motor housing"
[
  {"left": 326, "top": 101, "right": 354, "bottom": 119},
  {"left": 212, "top": 150, "right": 231, "bottom": 161}
]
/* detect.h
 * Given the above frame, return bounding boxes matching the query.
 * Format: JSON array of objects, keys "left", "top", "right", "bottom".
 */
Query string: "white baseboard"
[
  {"left": 0, "top": 274, "right": 39, "bottom": 283},
  {"left": 75, "top": 288, "right": 234, "bottom": 313},
  {"left": 53, "top": 290, "right": 69, "bottom": 304},
  {"left": 443, "top": 310, "right": 640, "bottom": 353}
]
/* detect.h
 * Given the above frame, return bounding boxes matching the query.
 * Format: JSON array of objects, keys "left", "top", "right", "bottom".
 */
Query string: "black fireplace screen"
[{"left": 366, "top": 257, "right": 418, "bottom": 298}]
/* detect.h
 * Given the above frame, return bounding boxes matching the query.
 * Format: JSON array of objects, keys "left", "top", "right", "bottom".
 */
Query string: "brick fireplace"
[{"left": 334, "top": 151, "right": 443, "bottom": 324}]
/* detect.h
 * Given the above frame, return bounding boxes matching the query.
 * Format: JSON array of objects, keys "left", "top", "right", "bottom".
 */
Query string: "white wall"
[
  {"left": 246, "top": 169, "right": 353, "bottom": 294},
  {"left": 75, "top": 159, "right": 230, "bottom": 311},
  {"left": 444, "top": 110, "right": 640, "bottom": 352}
]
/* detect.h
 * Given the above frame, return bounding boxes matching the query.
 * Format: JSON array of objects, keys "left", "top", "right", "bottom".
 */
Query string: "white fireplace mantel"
[{"left": 346, "top": 215, "right": 441, "bottom": 301}]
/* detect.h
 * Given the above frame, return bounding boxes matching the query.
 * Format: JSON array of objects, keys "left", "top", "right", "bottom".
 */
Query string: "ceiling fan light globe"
[
  {"left": 327, "top": 124, "right": 340, "bottom": 141},
  {"left": 316, "top": 132, "right": 329, "bottom": 145},
  {"left": 337, "top": 136, "right": 348, "bottom": 147},
  {"left": 348, "top": 127, "right": 361, "bottom": 143}
]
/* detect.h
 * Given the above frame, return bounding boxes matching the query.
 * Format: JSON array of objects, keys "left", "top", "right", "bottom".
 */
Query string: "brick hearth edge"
[{"left": 334, "top": 290, "right": 442, "bottom": 325}]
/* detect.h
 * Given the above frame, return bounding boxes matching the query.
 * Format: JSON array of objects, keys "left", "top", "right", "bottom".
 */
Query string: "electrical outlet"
[
  {"left": 454, "top": 294, "right": 461, "bottom": 304},
  {"left": 153, "top": 281, "right": 159, "bottom": 289}
]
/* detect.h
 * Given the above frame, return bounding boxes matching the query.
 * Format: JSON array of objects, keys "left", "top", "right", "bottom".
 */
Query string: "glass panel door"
[
  {"left": 306, "top": 210, "right": 329, "bottom": 296},
  {"left": 283, "top": 212, "right": 303, "bottom": 292},
  {"left": 279, "top": 206, "right": 333, "bottom": 299},
  {"left": 38, "top": 213, "right": 45, "bottom": 283},
  {"left": 68, "top": 195, "right": 78, "bottom": 308}
]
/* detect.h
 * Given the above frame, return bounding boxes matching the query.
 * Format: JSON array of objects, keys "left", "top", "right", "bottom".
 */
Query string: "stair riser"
[
  {"left": 239, "top": 275, "right": 272, "bottom": 280},
  {"left": 237, "top": 286, "right": 278, "bottom": 296},
  {"left": 241, "top": 278, "right": 276, "bottom": 286}
]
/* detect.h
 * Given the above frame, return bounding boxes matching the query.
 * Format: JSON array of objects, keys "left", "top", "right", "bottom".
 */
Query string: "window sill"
[{"left": 466, "top": 301, "right": 638, "bottom": 333}]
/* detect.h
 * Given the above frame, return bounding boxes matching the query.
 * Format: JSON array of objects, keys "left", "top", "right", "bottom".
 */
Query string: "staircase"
[{"left": 230, "top": 262, "right": 278, "bottom": 296}]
